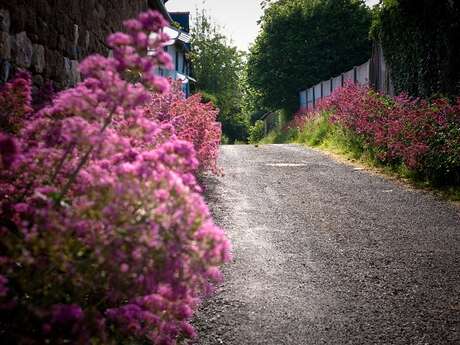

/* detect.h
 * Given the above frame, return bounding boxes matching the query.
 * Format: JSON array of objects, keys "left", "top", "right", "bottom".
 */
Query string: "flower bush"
[
  {"left": 146, "top": 83, "right": 222, "bottom": 174},
  {"left": 294, "top": 83, "right": 460, "bottom": 184},
  {"left": 0, "top": 10, "right": 230, "bottom": 345},
  {"left": 0, "top": 70, "right": 33, "bottom": 134}
]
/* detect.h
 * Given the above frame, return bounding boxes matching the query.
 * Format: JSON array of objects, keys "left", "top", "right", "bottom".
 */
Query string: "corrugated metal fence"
[{"left": 299, "top": 44, "right": 394, "bottom": 109}]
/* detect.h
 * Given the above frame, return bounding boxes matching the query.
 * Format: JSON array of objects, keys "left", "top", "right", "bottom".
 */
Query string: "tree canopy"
[
  {"left": 247, "top": 0, "right": 372, "bottom": 113},
  {"left": 190, "top": 9, "right": 248, "bottom": 143}
]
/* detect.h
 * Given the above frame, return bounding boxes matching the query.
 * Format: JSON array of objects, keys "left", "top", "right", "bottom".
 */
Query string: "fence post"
[
  {"left": 353, "top": 66, "right": 357, "bottom": 83},
  {"left": 312, "top": 87, "right": 315, "bottom": 109}
]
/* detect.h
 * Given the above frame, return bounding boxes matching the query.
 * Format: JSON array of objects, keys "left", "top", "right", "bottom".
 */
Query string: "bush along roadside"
[
  {"left": 0, "top": 10, "right": 230, "bottom": 345},
  {"left": 263, "top": 83, "right": 460, "bottom": 199}
]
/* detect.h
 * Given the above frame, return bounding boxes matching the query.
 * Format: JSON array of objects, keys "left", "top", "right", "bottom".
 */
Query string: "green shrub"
[
  {"left": 248, "top": 120, "right": 265, "bottom": 144},
  {"left": 296, "top": 112, "right": 331, "bottom": 146}
]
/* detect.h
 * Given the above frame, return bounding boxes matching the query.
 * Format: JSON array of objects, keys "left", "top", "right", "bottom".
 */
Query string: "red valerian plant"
[
  {"left": 0, "top": 10, "right": 230, "bottom": 345},
  {"left": 0, "top": 70, "right": 33, "bottom": 133},
  {"left": 146, "top": 83, "right": 222, "bottom": 173},
  {"left": 295, "top": 83, "right": 460, "bottom": 184}
]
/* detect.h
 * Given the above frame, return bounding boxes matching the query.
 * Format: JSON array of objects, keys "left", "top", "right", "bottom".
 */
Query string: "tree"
[
  {"left": 240, "top": 63, "right": 268, "bottom": 126},
  {"left": 190, "top": 9, "right": 248, "bottom": 143},
  {"left": 247, "top": 0, "right": 372, "bottom": 114}
]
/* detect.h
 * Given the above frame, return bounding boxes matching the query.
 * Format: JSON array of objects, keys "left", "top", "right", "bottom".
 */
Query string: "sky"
[{"left": 166, "top": 0, "right": 381, "bottom": 52}]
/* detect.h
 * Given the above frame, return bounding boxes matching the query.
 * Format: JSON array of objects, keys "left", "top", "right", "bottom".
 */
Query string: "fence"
[
  {"left": 260, "top": 111, "right": 279, "bottom": 135},
  {"left": 299, "top": 43, "right": 394, "bottom": 109}
]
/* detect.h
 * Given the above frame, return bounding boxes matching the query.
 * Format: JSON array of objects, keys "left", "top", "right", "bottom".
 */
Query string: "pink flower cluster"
[
  {"left": 146, "top": 83, "right": 222, "bottom": 173},
  {"left": 0, "top": 10, "right": 230, "bottom": 345},
  {"left": 296, "top": 83, "right": 460, "bottom": 182},
  {"left": 0, "top": 70, "right": 33, "bottom": 133}
]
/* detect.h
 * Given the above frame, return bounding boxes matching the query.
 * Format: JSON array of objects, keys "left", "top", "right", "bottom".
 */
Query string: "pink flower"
[
  {"left": 0, "top": 134, "right": 17, "bottom": 169},
  {"left": 138, "top": 10, "right": 168, "bottom": 31},
  {"left": 153, "top": 76, "right": 171, "bottom": 94},
  {"left": 51, "top": 304, "right": 84, "bottom": 324},
  {"left": 120, "top": 263, "right": 130, "bottom": 273},
  {"left": 107, "top": 33, "right": 133, "bottom": 47},
  {"left": 0, "top": 275, "right": 8, "bottom": 297},
  {"left": 294, "top": 83, "right": 460, "bottom": 179},
  {"left": 0, "top": 9, "right": 230, "bottom": 345},
  {"left": 123, "top": 19, "right": 143, "bottom": 32}
]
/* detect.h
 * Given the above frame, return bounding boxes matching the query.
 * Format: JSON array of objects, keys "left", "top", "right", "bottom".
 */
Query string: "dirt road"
[{"left": 195, "top": 144, "right": 460, "bottom": 345}]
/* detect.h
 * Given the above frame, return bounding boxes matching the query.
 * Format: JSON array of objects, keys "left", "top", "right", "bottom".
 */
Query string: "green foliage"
[
  {"left": 292, "top": 111, "right": 367, "bottom": 160},
  {"left": 247, "top": 0, "right": 372, "bottom": 113},
  {"left": 248, "top": 120, "right": 266, "bottom": 144},
  {"left": 372, "top": 0, "right": 460, "bottom": 98},
  {"left": 248, "top": 110, "right": 266, "bottom": 125},
  {"left": 423, "top": 118, "right": 460, "bottom": 185},
  {"left": 320, "top": 124, "right": 368, "bottom": 161},
  {"left": 190, "top": 10, "right": 243, "bottom": 97},
  {"left": 297, "top": 112, "right": 332, "bottom": 146},
  {"left": 219, "top": 111, "right": 249, "bottom": 143},
  {"left": 259, "top": 127, "right": 298, "bottom": 144},
  {"left": 190, "top": 9, "right": 248, "bottom": 143},
  {"left": 239, "top": 64, "right": 269, "bottom": 124},
  {"left": 221, "top": 134, "right": 230, "bottom": 144},
  {"left": 199, "top": 91, "right": 219, "bottom": 106},
  {"left": 171, "top": 20, "right": 183, "bottom": 30}
]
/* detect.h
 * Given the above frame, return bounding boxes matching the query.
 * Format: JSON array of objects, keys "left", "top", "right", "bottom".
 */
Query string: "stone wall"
[{"left": 0, "top": 0, "right": 159, "bottom": 89}]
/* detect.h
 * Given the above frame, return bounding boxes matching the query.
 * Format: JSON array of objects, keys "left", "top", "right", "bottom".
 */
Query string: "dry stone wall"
[{"left": 0, "top": 0, "right": 155, "bottom": 89}]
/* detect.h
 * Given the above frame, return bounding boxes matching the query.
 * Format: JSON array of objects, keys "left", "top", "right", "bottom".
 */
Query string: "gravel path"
[{"left": 195, "top": 144, "right": 460, "bottom": 345}]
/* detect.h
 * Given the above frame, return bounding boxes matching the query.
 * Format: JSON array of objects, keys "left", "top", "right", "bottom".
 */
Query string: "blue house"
[
  {"left": 165, "top": 12, "right": 193, "bottom": 97},
  {"left": 153, "top": 4, "right": 194, "bottom": 97}
]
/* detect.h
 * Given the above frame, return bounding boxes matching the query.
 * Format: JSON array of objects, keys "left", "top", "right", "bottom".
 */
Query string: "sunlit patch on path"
[{"left": 265, "top": 162, "right": 311, "bottom": 167}]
